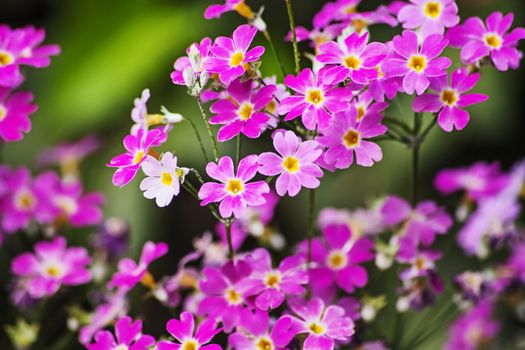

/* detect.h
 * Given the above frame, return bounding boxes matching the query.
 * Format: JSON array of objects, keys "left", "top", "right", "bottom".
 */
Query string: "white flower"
[{"left": 140, "top": 152, "right": 188, "bottom": 207}]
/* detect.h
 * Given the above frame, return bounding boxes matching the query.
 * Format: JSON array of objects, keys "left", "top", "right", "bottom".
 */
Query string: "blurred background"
[{"left": 1, "top": 0, "right": 524, "bottom": 349}]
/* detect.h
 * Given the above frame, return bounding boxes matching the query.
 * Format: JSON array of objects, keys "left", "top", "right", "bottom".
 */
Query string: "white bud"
[
  {"left": 199, "top": 71, "right": 209, "bottom": 89},
  {"left": 269, "top": 232, "right": 286, "bottom": 250},
  {"left": 396, "top": 296, "right": 410, "bottom": 313},
  {"left": 361, "top": 304, "right": 377, "bottom": 322},
  {"left": 249, "top": 221, "right": 265, "bottom": 237},
  {"left": 183, "top": 67, "right": 196, "bottom": 89},
  {"left": 375, "top": 252, "right": 394, "bottom": 270},
  {"left": 160, "top": 106, "right": 184, "bottom": 124},
  {"left": 153, "top": 287, "right": 168, "bottom": 303},
  {"left": 188, "top": 44, "right": 201, "bottom": 72}
]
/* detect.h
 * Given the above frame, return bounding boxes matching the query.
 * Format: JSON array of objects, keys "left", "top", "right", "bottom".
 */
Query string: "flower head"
[
  {"left": 313, "top": 0, "right": 362, "bottom": 29},
  {"left": 87, "top": 316, "right": 155, "bottom": 350},
  {"left": 204, "top": 0, "right": 254, "bottom": 21},
  {"left": 172, "top": 37, "right": 212, "bottom": 86},
  {"left": 158, "top": 312, "right": 222, "bottom": 350},
  {"left": 0, "top": 87, "right": 37, "bottom": 142},
  {"left": 398, "top": 0, "right": 459, "bottom": 37}
]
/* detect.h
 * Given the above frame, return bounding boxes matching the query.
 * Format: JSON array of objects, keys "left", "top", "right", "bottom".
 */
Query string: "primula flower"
[
  {"left": 399, "top": 250, "right": 442, "bottom": 281},
  {"left": 258, "top": 131, "right": 323, "bottom": 197},
  {"left": 287, "top": 297, "right": 355, "bottom": 350},
  {"left": 209, "top": 78, "right": 276, "bottom": 142},
  {"left": 204, "top": 0, "right": 254, "bottom": 21},
  {"left": 106, "top": 128, "right": 165, "bottom": 187},
  {"left": 140, "top": 152, "right": 189, "bottom": 207},
  {"left": 317, "top": 105, "right": 387, "bottom": 169},
  {"left": 242, "top": 248, "right": 308, "bottom": 310},
  {"left": 158, "top": 312, "right": 222, "bottom": 350},
  {"left": 87, "top": 316, "right": 155, "bottom": 350},
  {"left": 313, "top": 0, "right": 362, "bottom": 28},
  {"left": 317, "top": 32, "right": 387, "bottom": 85},
  {"left": 130, "top": 89, "right": 182, "bottom": 135},
  {"left": 278, "top": 68, "right": 351, "bottom": 130},
  {"left": 0, "top": 25, "right": 60, "bottom": 87},
  {"left": 198, "top": 155, "right": 270, "bottom": 218},
  {"left": 413, "top": 68, "right": 489, "bottom": 132},
  {"left": 108, "top": 241, "right": 168, "bottom": 290},
  {"left": 205, "top": 25, "right": 265, "bottom": 85},
  {"left": 38, "top": 135, "right": 99, "bottom": 174},
  {"left": 447, "top": 12, "right": 525, "bottom": 71},
  {"left": 171, "top": 37, "right": 211, "bottom": 86},
  {"left": 229, "top": 309, "right": 297, "bottom": 350},
  {"left": 11, "top": 236, "right": 91, "bottom": 298},
  {"left": 398, "top": 0, "right": 459, "bottom": 37},
  {"left": 368, "top": 51, "right": 401, "bottom": 102},
  {"left": 318, "top": 206, "right": 385, "bottom": 238},
  {"left": 0, "top": 87, "right": 37, "bottom": 142},
  {"left": 384, "top": 30, "right": 451, "bottom": 95}
]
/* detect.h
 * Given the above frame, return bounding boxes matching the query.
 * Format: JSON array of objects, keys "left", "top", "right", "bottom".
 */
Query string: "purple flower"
[
  {"left": 258, "top": 131, "right": 323, "bottom": 197},
  {"left": 106, "top": 128, "right": 165, "bottom": 187},
  {"left": 287, "top": 297, "right": 355, "bottom": 350},
  {"left": 278, "top": 68, "right": 351, "bottom": 130},
  {"left": 229, "top": 309, "right": 297, "bottom": 350},
  {"left": 413, "top": 68, "right": 489, "bottom": 132},
  {"left": 11, "top": 236, "right": 91, "bottom": 298},
  {"left": 447, "top": 12, "right": 525, "bottom": 71},
  {"left": 317, "top": 105, "right": 387, "bottom": 169},
  {"left": 508, "top": 243, "right": 525, "bottom": 284},
  {"left": 157, "top": 312, "right": 222, "bottom": 350},
  {"left": 171, "top": 37, "right": 212, "bottom": 85},
  {"left": 398, "top": 0, "right": 459, "bottom": 37},
  {"left": 317, "top": 32, "right": 387, "bottom": 85},
  {"left": 204, "top": 0, "right": 253, "bottom": 21},
  {"left": 0, "top": 87, "right": 37, "bottom": 142},
  {"left": 242, "top": 248, "right": 308, "bottom": 310},
  {"left": 198, "top": 155, "right": 270, "bottom": 218},
  {"left": 368, "top": 50, "right": 401, "bottom": 102},
  {"left": 205, "top": 25, "right": 264, "bottom": 85},
  {"left": 38, "top": 135, "right": 99, "bottom": 168},
  {"left": 383, "top": 30, "right": 451, "bottom": 95},
  {"left": 313, "top": 0, "right": 362, "bottom": 28},
  {"left": 210, "top": 79, "right": 276, "bottom": 142},
  {"left": 87, "top": 316, "right": 155, "bottom": 350},
  {"left": 399, "top": 250, "right": 442, "bottom": 281},
  {"left": 108, "top": 241, "right": 168, "bottom": 290}
]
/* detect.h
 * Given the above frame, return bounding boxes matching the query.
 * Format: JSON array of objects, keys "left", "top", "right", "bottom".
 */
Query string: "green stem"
[
  {"left": 184, "top": 118, "right": 210, "bottom": 163},
  {"left": 420, "top": 115, "right": 438, "bottom": 141},
  {"left": 235, "top": 135, "right": 242, "bottom": 166},
  {"left": 196, "top": 97, "right": 219, "bottom": 162},
  {"left": 306, "top": 189, "right": 316, "bottom": 267},
  {"left": 225, "top": 220, "right": 235, "bottom": 259},
  {"left": 384, "top": 116, "right": 412, "bottom": 134},
  {"left": 189, "top": 168, "right": 204, "bottom": 184},
  {"left": 284, "top": 0, "right": 301, "bottom": 74},
  {"left": 263, "top": 30, "right": 287, "bottom": 79},
  {"left": 411, "top": 112, "right": 422, "bottom": 206}
]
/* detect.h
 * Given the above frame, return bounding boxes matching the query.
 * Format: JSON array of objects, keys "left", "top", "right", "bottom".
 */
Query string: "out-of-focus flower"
[
  {"left": 157, "top": 312, "right": 222, "bottom": 350},
  {"left": 204, "top": 0, "right": 254, "bottom": 21},
  {"left": 130, "top": 89, "right": 183, "bottom": 135},
  {"left": 0, "top": 87, "right": 37, "bottom": 142},
  {"left": 398, "top": 0, "right": 459, "bottom": 37},
  {"left": 86, "top": 316, "right": 155, "bottom": 350},
  {"left": 313, "top": 0, "right": 362, "bottom": 29}
]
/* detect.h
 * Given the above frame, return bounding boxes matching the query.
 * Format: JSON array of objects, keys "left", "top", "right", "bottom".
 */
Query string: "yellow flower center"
[
  {"left": 357, "top": 106, "right": 366, "bottom": 121},
  {"left": 308, "top": 322, "right": 326, "bottom": 335},
  {"left": 424, "top": 2, "right": 442, "bottom": 19},
  {"left": 238, "top": 102, "right": 254, "bottom": 121},
  {"left": 256, "top": 337, "right": 274, "bottom": 350},
  {"left": 225, "top": 287, "right": 243, "bottom": 305},
  {"left": 282, "top": 156, "right": 300, "bottom": 173},
  {"left": 408, "top": 55, "right": 427, "bottom": 73},
  {"left": 327, "top": 251, "right": 348, "bottom": 270},
  {"left": 0, "top": 105, "right": 7, "bottom": 122},
  {"left": 15, "top": 190, "right": 36, "bottom": 211},
  {"left": 415, "top": 257, "right": 426, "bottom": 270},
  {"left": 230, "top": 51, "right": 245, "bottom": 67},
  {"left": 226, "top": 178, "right": 244, "bottom": 195},
  {"left": 376, "top": 65, "right": 384, "bottom": 79},
  {"left": 0, "top": 51, "right": 14, "bottom": 66},
  {"left": 484, "top": 34, "right": 502, "bottom": 49},
  {"left": 313, "top": 34, "right": 331, "bottom": 49},
  {"left": 342, "top": 129, "right": 360, "bottom": 148},
  {"left": 344, "top": 55, "right": 361, "bottom": 70},
  {"left": 45, "top": 264, "right": 63, "bottom": 278},
  {"left": 352, "top": 18, "right": 368, "bottom": 33},
  {"left": 161, "top": 172, "right": 174, "bottom": 186},
  {"left": 306, "top": 89, "right": 324, "bottom": 106},
  {"left": 133, "top": 151, "right": 144, "bottom": 164},
  {"left": 234, "top": 1, "right": 255, "bottom": 20},
  {"left": 181, "top": 340, "right": 198, "bottom": 350},
  {"left": 264, "top": 271, "right": 282, "bottom": 288},
  {"left": 140, "top": 271, "right": 156, "bottom": 289},
  {"left": 343, "top": 5, "right": 357, "bottom": 14},
  {"left": 440, "top": 89, "right": 458, "bottom": 106},
  {"left": 266, "top": 100, "right": 277, "bottom": 114}
]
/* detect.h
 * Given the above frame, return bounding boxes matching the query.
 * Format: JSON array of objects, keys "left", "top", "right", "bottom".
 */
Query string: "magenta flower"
[
  {"left": 205, "top": 25, "right": 265, "bottom": 85},
  {"left": 199, "top": 155, "right": 270, "bottom": 218},
  {"left": 313, "top": 0, "right": 362, "bottom": 28},
  {"left": 317, "top": 105, "right": 387, "bottom": 169},
  {"left": 106, "top": 128, "right": 165, "bottom": 187},
  {"left": 278, "top": 68, "right": 351, "bottom": 130},
  {"left": 383, "top": 30, "right": 451, "bottom": 95},
  {"left": 199, "top": 260, "right": 251, "bottom": 332},
  {"left": 368, "top": 50, "right": 402, "bottom": 102},
  {"left": 171, "top": 37, "right": 212, "bottom": 85},
  {"left": 11, "top": 236, "right": 91, "bottom": 298},
  {"left": 508, "top": 243, "right": 525, "bottom": 284},
  {"left": 157, "top": 312, "right": 222, "bottom": 350},
  {"left": 399, "top": 250, "right": 442, "bottom": 281},
  {"left": 398, "top": 0, "right": 459, "bottom": 37},
  {"left": 306, "top": 224, "right": 374, "bottom": 294},
  {"left": 229, "top": 309, "right": 297, "bottom": 350},
  {"left": 287, "top": 297, "right": 355, "bottom": 350},
  {"left": 414, "top": 68, "right": 489, "bottom": 132},
  {"left": 87, "top": 316, "right": 155, "bottom": 350},
  {"left": 317, "top": 32, "right": 387, "bottom": 84},
  {"left": 209, "top": 79, "right": 276, "bottom": 142},
  {"left": 0, "top": 87, "right": 37, "bottom": 142},
  {"left": 258, "top": 131, "right": 323, "bottom": 197},
  {"left": 204, "top": 0, "right": 248, "bottom": 20},
  {"left": 0, "top": 25, "right": 60, "bottom": 87},
  {"left": 108, "top": 241, "right": 168, "bottom": 290},
  {"left": 447, "top": 12, "right": 525, "bottom": 71},
  {"left": 38, "top": 135, "right": 99, "bottom": 167},
  {"left": 242, "top": 248, "right": 308, "bottom": 310}
]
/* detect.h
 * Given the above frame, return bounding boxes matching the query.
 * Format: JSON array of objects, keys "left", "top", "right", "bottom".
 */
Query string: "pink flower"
[
  {"left": 106, "top": 128, "right": 165, "bottom": 187},
  {"left": 367, "top": 47, "right": 402, "bottom": 102},
  {"left": 198, "top": 155, "right": 270, "bottom": 218},
  {"left": 171, "top": 37, "right": 212, "bottom": 85},
  {"left": 209, "top": 78, "right": 276, "bottom": 142},
  {"left": 87, "top": 316, "right": 155, "bottom": 350},
  {"left": 398, "top": 0, "right": 459, "bottom": 37},
  {"left": 38, "top": 135, "right": 99, "bottom": 167},
  {"left": 313, "top": 0, "right": 362, "bottom": 29},
  {"left": 287, "top": 297, "right": 355, "bottom": 350},
  {"left": 317, "top": 105, "right": 387, "bottom": 169},
  {"left": 204, "top": 0, "right": 246, "bottom": 20},
  {"left": 258, "top": 131, "right": 323, "bottom": 197},
  {"left": 157, "top": 312, "right": 222, "bottom": 350},
  {"left": 317, "top": 32, "right": 387, "bottom": 84},
  {"left": 278, "top": 68, "right": 351, "bottom": 130},
  {"left": 383, "top": 30, "right": 451, "bottom": 95},
  {"left": 413, "top": 68, "right": 489, "bottom": 132},
  {"left": 0, "top": 87, "right": 37, "bottom": 142},
  {"left": 205, "top": 25, "right": 265, "bottom": 85},
  {"left": 0, "top": 25, "right": 60, "bottom": 87},
  {"left": 447, "top": 12, "right": 525, "bottom": 71},
  {"left": 108, "top": 241, "right": 168, "bottom": 290},
  {"left": 11, "top": 236, "right": 91, "bottom": 298}
]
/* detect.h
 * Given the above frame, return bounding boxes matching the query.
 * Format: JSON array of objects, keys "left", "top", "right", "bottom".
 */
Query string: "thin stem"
[
  {"left": 189, "top": 168, "right": 204, "bottom": 184},
  {"left": 182, "top": 181, "right": 221, "bottom": 221},
  {"left": 184, "top": 119, "right": 210, "bottom": 163},
  {"left": 225, "top": 221, "right": 235, "bottom": 259},
  {"left": 284, "top": 0, "right": 301, "bottom": 74},
  {"left": 411, "top": 112, "right": 422, "bottom": 206},
  {"left": 263, "top": 30, "right": 287, "bottom": 79},
  {"left": 306, "top": 189, "right": 316, "bottom": 267},
  {"left": 420, "top": 116, "right": 438, "bottom": 141},
  {"left": 384, "top": 116, "right": 412, "bottom": 134},
  {"left": 196, "top": 97, "right": 219, "bottom": 162},
  {"left": 235, "top": 134, "right": 242, "bottom": 165}
]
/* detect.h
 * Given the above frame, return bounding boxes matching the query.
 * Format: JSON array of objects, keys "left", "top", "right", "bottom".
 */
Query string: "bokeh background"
[{"left": 1, "top": 0, "right": 524, "bottom": 349}]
